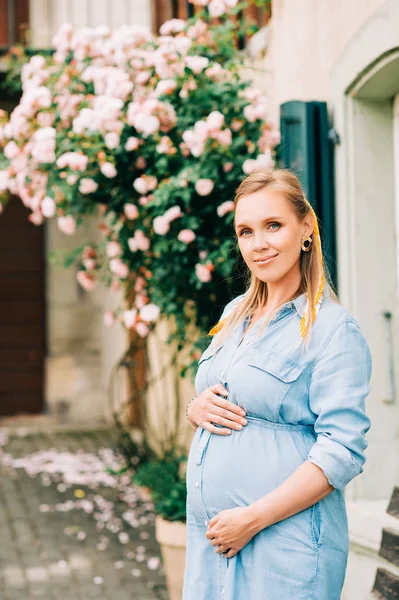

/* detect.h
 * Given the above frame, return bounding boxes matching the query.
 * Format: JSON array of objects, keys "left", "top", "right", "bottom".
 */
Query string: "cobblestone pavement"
[{"left": 0, "top": 427, "right": 168, "bottom": 600}]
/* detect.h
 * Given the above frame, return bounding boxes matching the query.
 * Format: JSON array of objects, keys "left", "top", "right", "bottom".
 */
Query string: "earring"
[{"left": 301, "top": 236, "right": 313, "bottom": 252}]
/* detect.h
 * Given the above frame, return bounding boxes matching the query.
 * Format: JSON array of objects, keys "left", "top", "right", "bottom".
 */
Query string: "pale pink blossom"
[
  {"left": 134, "top": 276, "right": 146, "bottom": 292},
  {"left": 106, "top": 241, "right": 121, "bottom": 258},
  {"left": 104, "top": 311, "right": 115, "bottom": 327},
  {"left": 104, "top": 132, "right": 120, "bottom": 149},
  {"left": 123, "top": 309, "right": 137, "bottom": 329},
  {"left": 0, "top": 170, "right": 9, "bottom": 192},
  {"left": 178, "top": 229, "right": 196, "bottom": 243},
  {"left": 199, "top": 250, "right": 208, "bottom": 260},
  {"left": 135, "top": 294, "right": 147, "bottom": 310},
  {"left": 139, "top": 304, "right": 160, "bottom": 323},
  {"left": 4, "top": 141, "right": 20, "bottom": 160},
  {"left": 109, "top": 258, "right": 129, "bottom": 279},
  {"left": 128, "top": 237, "right": 137, "bottom": 252},
  {"left": 124, "top": 204, "right": 139, "bottom": 219},
  {"left": 242, "top": 159, "right": 257, "bottom": 174},
  {"left": 101, "top": 162, "right": 117, "bottom": 178},
  {"left": 153, "top": 216, "right": 170, "bottom": 235},
  {"left": 207, "top": 111, "right": 224, "bottom": 131},
  {"left": 134, "top": 230, "right": 150, "bottom": 251},
  {"left": 156, "top": 136, "right": 173, "bottom": 154},
  {"left": 41, "top": 196, "right": 56, "bottom": 217},
  {"left": 133, "top": 177, "right": 148, "bottom": 195},
  {"left": 29, "top": 212, "right": 44, "bottom": 226},
  {"left": 195, "top": 179, "right": 214, "bottom": 196},
  {"left": 136, "top": 114, "right": 160, "bottom": 137},
  {"left": 56, "top": 152, "right": 89, "bottom": 172},
  {"left": 58, "top": 215, "right": 76, "bottom": 235},
  {"left": 209, "top": 0, "right": 226, "bottom": 18},
  {"left": 139, "top": 196, "right": 149, "bottom": 206},
  {"left": 195, "top": 263, "right": 212, "bottom": 283},
  {"left": 146, "top": 176, "right": 157, "bottom": 191},
  {"left": 186, "top": 56, "right": 209, "bottom": 74},
  {"left": 37, "top": 111, "right": 55, "bottom": 127},
  {"left": 135, "top": 322, "right": 150, "bottom": 338},
  {"left": 164, "top": 205, "right": 182, "bottom": 222},
  {"left": 77, "top": 271, "right": 96, "bottom": 291},
  {"left": 125, "top": 137, "right": 140, "bottom": 152},
  {"left": 217, "top": 201, "right": 235, "bottom": 217},
  {"left": 67, "top": 174, "right": 78, "bottom": 185},
  {"left": 223, "top": 162, "right": 233, "bottom": 173},
  {"left": 79, "top": 178, "right": 98, "bottom": 194},
  {"left": 155, "top": 79, "right": 177, "bottom": 97},
  {"left": 159, "top": 19, "right": 186, "bottom": 35},
  {"left": 82, "top": 257, "right": 96, "bottom": 270}
]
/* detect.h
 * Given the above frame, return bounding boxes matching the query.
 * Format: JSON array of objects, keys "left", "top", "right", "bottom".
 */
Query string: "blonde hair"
[{"left": 209, "top": 169, "right": 337, "bottom": 349}]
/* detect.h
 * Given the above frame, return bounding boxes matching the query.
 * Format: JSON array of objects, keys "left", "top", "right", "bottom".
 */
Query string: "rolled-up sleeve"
[{"left": 307, "top": 319, "right": 372, "bottom": 491}]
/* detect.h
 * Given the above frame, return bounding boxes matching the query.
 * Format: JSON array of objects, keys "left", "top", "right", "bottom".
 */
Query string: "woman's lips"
[{"left": 253, "top": 254, "right": 278, "bottom": 265}]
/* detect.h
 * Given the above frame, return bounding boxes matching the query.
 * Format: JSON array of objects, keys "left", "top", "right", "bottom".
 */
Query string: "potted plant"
[{"left": 133, "top": 449, "right": 187, "bottom": 600}]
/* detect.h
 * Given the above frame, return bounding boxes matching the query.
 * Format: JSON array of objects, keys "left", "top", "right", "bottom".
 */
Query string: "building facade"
[{"left": 265, "top": 0, "right": 399, "bottom": 597}]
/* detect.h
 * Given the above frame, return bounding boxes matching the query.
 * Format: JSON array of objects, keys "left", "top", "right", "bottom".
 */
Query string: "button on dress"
[{"left": 183, "top": 287, "right": 372, "bottom": 600}]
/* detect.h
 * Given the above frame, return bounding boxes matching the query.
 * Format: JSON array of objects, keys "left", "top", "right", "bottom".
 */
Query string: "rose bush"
[{"left": 0, "top": 1, "right": 278, "bottom": 375}]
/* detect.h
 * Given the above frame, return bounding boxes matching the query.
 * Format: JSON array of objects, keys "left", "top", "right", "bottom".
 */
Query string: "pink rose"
[
  {"left": 58, "top": 215, "right": 76, "bottom": 235},
  {"left": 178, "top": 229, "right": 196, "bottom": 244},
  {"left": 164, "top": 205, "right": 182, "bottom": 222},
  {"left": 128, "top": 237, "right": 137, "bottom": 252},
  {"left": 79, "top": 178, "right": 98, "bottom": 194},
  {"left": 186, "top": 56, "right": 209, "bottom": 74},
  {"left": 4, "top": 141, "right": 19, "bottom": 160},
  {"left": 217, "top": 201, "right": 235, "bottom": 217},
  {"left": 124, "top": 203, "right": 139, "bottom": 219},
  {"left": 134, "top": 294, "right": 147, "bottom": 310},
  {"left": 101, "top": 162, "right": 117, "bottom": 178},
  {"left": 125, "top": 137, "right": 140, "bottom": 152},
  {"left": 134, "top": 276, "right": 146, "bottom": 292},
  {"left": 82, "top": 257, "right": 96, "bottom": 270},
  {"left": 195, "top": 179, "right": 214, "bottom": 196},
  {"left": 29, "top": 212, "right": 44, "bottom": 226},
  {"left": 104, "top": 311, "right": 115, "bottom": 327},
  {"left": 104, "top": 132, "right": 120, "bottom": 149},
  {"left": 146, "top": 176, "right": 158, "bottom": 191},
  {"left": 123, "top": 309, "right": 137, "bottom": 329},
  {"left": 67, "top": 174, "right": 78, "bottom": 185},
  {"left": 223, "top": 162, "right": 233, "bottom": 173},
  {"left": 242, "top": 159, "right": 257, "bottom": 174},
  {"left": 41, "top": 196, "right": 56, "bottom": 218},
  {"left": 106, "top": 241, "right": 121, "bottom": 258},
  {"left": 207, "top": 111, "right": 224, "bottom": 130},
  {"left": 155, "top": 79, "right": 177, "bottom": 97},
  {"left": 134, "top": 230, "right": 150, "bottom": 251},
  {"left": 135, "top": 321, "right": 150, "bottom": 338},
  {"left": 77, "top": 271, "right": 95, "bottom": 291},
  {"left": 109, "top": 258, "right": 129, "bottom": 279},
  {"left": 195, "top": 263, "right": 212, "bottom": 283},
  {"left": 208, "top": 0, "right": 226, "bottom": 17},
  {"left": 139, "top": 304, "right": 160, "bottom": 323},
  {"left": 133, "top": 177, "right": 149, "bottom": 195},
  {"left": 139, "top": 196, "right": 149, "bottom": 206},
  {"left": 153, "top": 216, "right": 170, "bottom": 235},
  {"left": 199, "top": 250, "right": 208, "bottom": 260}
]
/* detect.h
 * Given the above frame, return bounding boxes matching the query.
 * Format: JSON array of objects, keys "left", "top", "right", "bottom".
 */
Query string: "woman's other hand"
[{"left": 188, "top": 384, "right": 247, "bottom": 435}]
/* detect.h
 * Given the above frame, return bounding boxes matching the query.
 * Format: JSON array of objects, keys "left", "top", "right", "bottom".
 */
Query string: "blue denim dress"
[{"left": 183, "top": 286, "right": 372, "bottom": 600}]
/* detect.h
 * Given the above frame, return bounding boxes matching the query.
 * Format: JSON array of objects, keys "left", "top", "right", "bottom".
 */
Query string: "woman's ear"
[{"left": 303, "top": 215, "right": 314, "bottom": 237}]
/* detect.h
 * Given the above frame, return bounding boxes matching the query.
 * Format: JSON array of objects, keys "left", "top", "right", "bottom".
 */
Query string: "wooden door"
[{"left": 0, "top": 198, "right": 45, "bottom": 416}]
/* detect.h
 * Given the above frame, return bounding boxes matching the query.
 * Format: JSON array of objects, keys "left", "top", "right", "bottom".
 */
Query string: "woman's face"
[{"left": 234, "top": 188, "right": 313, "bottom": 285}]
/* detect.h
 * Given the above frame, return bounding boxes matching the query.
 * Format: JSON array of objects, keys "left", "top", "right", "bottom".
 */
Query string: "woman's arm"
[{"left": 246, "top": 460, "right": 333, "bottom": 535}]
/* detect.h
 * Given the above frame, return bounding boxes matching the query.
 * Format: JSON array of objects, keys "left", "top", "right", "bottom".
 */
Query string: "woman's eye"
[
  {"left": 240, "top": 230, "right": 251, "bottom": 236},
  {"left": 269, "top": 223, "right": 280, "bottom": 231}
]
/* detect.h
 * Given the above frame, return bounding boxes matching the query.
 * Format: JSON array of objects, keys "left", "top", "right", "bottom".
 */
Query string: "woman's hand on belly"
[
  {"left": 205, "top": 506, "right": 258, "bottom": 559},
  {"left": 188, "top": 384, "right": 248, "bottom": 435}
]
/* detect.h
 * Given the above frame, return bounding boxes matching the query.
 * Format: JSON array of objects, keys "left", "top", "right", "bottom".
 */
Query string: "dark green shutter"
[{"left": 279, "top": 101, "right": 337, "bottom": 290}]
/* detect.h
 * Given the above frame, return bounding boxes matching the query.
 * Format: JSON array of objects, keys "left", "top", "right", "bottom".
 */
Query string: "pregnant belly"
[{"left": 187, "top": 419, "right": 316, "bottom": 520}]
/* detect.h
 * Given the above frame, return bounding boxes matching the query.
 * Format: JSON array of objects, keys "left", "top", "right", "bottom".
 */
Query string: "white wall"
[{"left": 29, "top": 0, "right": 152, "bottom": 47}]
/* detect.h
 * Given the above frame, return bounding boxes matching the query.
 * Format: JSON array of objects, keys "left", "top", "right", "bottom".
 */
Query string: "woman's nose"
[{"left": 252, "top": 232, "right": 270, "bottom": 250}]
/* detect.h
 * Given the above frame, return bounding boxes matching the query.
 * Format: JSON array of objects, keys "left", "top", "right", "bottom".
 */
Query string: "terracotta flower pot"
[{"left": 155, "top": 515, "right": 186, "bottom": 600}]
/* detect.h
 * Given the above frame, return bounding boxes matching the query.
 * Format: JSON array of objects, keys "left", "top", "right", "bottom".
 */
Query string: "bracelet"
[{"left": 186, "top": 397, "right": 198, "bottom": 430}]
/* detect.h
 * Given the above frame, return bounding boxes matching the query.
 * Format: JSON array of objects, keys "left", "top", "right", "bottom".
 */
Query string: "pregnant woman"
[{"left": 182, "top": 169, "right": 372, "bottom": 599}]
